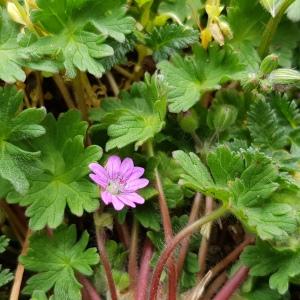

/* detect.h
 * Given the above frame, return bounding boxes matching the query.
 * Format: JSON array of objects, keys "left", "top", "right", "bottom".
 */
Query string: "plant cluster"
[{"left": 1, "top": 0, "right": 300, "bottom": 299}]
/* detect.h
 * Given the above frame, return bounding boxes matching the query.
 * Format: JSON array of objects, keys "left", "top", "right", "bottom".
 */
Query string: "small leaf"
[{"left": 21, "top": 225, "right": 99, "bottom": 300}]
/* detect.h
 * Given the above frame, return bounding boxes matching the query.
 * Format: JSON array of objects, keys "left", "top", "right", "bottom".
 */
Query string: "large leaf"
[
  {"left": 158, "top": 44, "right": 244, "bottom": 112},
  {"left": 0, "top": 87, "right": 46, "bottom": 194},
  {"left": 21, "top": 225, "right": 99, "bottom": 300},
  {"left": 103, "top": 74, "right": 167, "bottom": 151},
  {"left": 7, "top": 111, "right": 102, "bottom": 230}
]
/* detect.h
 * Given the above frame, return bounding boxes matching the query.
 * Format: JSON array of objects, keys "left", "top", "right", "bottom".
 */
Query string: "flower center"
[{"left": 107, "top": 180, "right": 123, "bottom": 195}]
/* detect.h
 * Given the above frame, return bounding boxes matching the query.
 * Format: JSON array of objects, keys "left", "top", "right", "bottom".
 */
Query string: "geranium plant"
[{"left": 1, "top": 0, "right": 300, "bottom": 299}]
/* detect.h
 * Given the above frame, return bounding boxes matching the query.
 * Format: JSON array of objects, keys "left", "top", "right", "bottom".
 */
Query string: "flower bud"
[
  {"left": 207, "top": 104, "right": 238, "bottom": 132},
  {"left": 177, "top": 109, "right": 200, "bottom": 133},
  {"left": 259, "top": 54, "right": 279, "bottom": 75},
  {"left": 218, "top": 20, "right": 233, "bottom": 40},
  {"left": 268, "top": 68, "right": 300, "bottom": 84},
  {"left": 201, "top": 27, "right": 212, "bottom": 49},
  {"left": 7, "top": 2, "right": 26, "bottom": 25},
  {"left": 209, "top": 22, "right": 224, "bottom": 46}
]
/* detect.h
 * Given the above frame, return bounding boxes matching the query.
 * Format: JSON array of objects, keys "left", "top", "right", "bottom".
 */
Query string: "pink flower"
[{"left": 89, "top": 156, "right": 149, "bottom": 211}]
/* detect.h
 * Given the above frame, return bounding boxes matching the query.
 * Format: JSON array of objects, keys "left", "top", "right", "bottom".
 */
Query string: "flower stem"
[
  {"left": 192, "top": 236, "right": 254, "bottom": 299},
  {"left": 203, "top": 271, "right": 227, "bottom": 300},
  {"left": 52, "top": 74, "right": 76, "bottom": 109},
  {"left": 106, "top": 71, "right": 119, "bottom": 96},
  {"left": 258, "top": 0, "right": 296, "bottom": 58},
  {"left": 128, "top": 216, "right": 139, "bottom": 293},
  {"left": 136, "top": 239, "right": 153, "bottom": 300},
  {"left": 213, "top": 266, "right": 249, "bottom": 300},
  {"left": 9, "top": 229, "right": 31, "bottom": 300},
  {"left": 146, "top": 140, "right": 177, "bottom": 299},
  {"left": 72, "top": 73, "right": 89, "bottom": 121},
  {"left": 198, "top": 196, "right": 214, "bottom": 279},
  {"left": 94, "top": 213, "right": 118, "bottom": 300},
  {"left": 149, "top": 206, "right": 228, "bottom": 300},
  {"left": 78, "top": 274, "right": 102, "bottom": 300},
  {"left": 177, "top": 192, "right": 202, "bottom": 278}
]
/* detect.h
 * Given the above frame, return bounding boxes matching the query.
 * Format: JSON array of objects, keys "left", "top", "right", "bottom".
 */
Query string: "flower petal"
[
  {"left": 89, "top": 174, "right": 108, "bottom": 188},
  {"left": 121, "top": 192, "right": 145, "bottom": 205},
  {"left": 119, "top": 157, "right": 134, "bottom": 180},
  {"left": 89, "top": 163, "right": 108, "bottom": 183},
  {"left": 127, "top": 167, "right": 145, "bottom": 181},
  {"left": 101, "top": 191, "right": 112, "bottom": 205},
  {"left": 106, "top": 156, "right": 121, "bottom": 179},
  {"left": 111, "top": 195, "right": 125, "bottom": 211},
  {"left": 117, "top": 195, "right": 136, "bottom": 208},
  {"left": 124, "top": 178, "right": 149, "bottom": 192}
]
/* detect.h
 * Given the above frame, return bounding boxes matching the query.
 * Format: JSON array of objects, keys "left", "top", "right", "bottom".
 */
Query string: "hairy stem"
[
  {"left": 198, "top": 196, "right": 214, "bottom": 279},
  {"left": 78, "top": 274, "right": 102, "bottom": 300},
  {"left": 258, "top": 0, "right": 296, "bottom": 58},
  {"left": 213, "top": 266, "right": 249, "bottom": 300},
  {"left": 149, "top": 206, "right": 228, "bottom": 300},
  {"left": 73, "top": 73, "right": 89, "bottom": 121},
  {"left": 136, "top": 239, "right": 154, "bottom": 300},
  {"left": 52, "top": 74, "right": 76, "bottom": 109},
  {"left": 128, "top": 217, "right": 139, "bottom": 293},
  {"left": 9, "top": 229, "right": 31, "bottom": 300},
  {"left": 0, "top": 201, "right": 25, "bottom": 244},
  {"left": 94, "top": 214, "right": 118, "bottom": 300},
  {"left": 177, "top": 193, "right": 202, "bottom": 278},
  {"left": 193, "top": 236, "right": 254, "bottom": 299},
  {"left": 115, "top": 220, "right": 130, "bottom": 248},
  {"left": 106, "top": 71, "right": 119, "bottom": 96},
  {"left": 80, "top": 72, "right": 98, "bottom": 106},
  {"left": 146, "top": 140, "right": 177, "bottom": 299},
  {"left": 202, "top": 272, "right": 227, "bottom": 300}
]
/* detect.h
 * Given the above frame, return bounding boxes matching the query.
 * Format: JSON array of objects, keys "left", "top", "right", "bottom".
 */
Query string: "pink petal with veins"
[
  {"left": 121, "top": 193, "right": 145, "bottom": 204},
  {"left": 111, "top": 195, "right": 125, "bottom": 211},
  {"left": 127, "top": 167, "right": 145, "bottom": 181},
  {"left": 89, "top": 173, "right": 108, "bottom": 188},
  {"left": 101, "top": 191, "right": 112, "bottom": 205},
  {"left": 124, "top": 178, "right": 149, "bottom": 192},
  {"left": 106, "top": 155, "right": 121, "bottom": 179},
  {"left": 119, "top": 157, "right": 134, "bottom": 179},
  {"left": 118, "top": 195, "right": 136, "bottom": 208}
]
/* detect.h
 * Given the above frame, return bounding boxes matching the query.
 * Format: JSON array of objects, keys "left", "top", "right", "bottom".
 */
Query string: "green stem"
[
  {"left": 149, "top": 206, "right": 228, "bottom": 300},
  {"left": 72, "top": 73, "right": 88, "bottom": 120},
  {"left": 258, "top": 0, "right": 296, "bottom": 58}
]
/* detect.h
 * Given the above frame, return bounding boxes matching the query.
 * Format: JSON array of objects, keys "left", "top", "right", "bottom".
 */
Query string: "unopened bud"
[
  {"left": 177, "top": 109, "right": 200, "bottom": 133},
  {"left": 259, "top": 54, "right": 279, "bottom": 75},
  {"left": 209, "top": 22, "right": 224, "bottom": 46},
  {"left": 218, "top": 20, "right": 233, "bottom": 40},
  {"left": 7, "top": 2, "right": 26, "bottom": 25},
  {"left": 268, "top": 68, "right": 300, "bottom": 84}
]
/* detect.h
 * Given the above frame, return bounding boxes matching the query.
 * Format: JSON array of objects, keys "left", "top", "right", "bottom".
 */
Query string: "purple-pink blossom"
[{"left": 89, "top": 156, "right": 149, "bottom": 211}]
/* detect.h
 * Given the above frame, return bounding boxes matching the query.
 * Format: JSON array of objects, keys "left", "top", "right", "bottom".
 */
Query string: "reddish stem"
[
  {"left": 195, "top": 236, "right": 254, "bottom": 299},
  {"left": 198, "top": 196, "right": 214, "bottom": 279},
  {"left": 203, "top": 272, "right": 227, "bottom": 299},
  {"left": 213, "top": 266, "right": 249, "bottom": 300},
  {"left": 94, "top": 219, "right": 118, "bottom": 300},
  {"left": 115, "top": 220, "right": 130, "bottom": 248},
  {"left": 136, "top": 239, "right": 154, "bottom": 300},
  {"left": 128, "top": 217, "right": 139, "bottom": 294},
  {"left": 147, "top": 140, "right": 177, "bottom": 299},
  {"left": 78, "top": 274, "right": 102, "bottom": 300},
  {"left": 149, "top": 206, "right": 228, "bottom": 300},
  {"left": 177, "top": 193, "right": 202, "bottom": 277}
]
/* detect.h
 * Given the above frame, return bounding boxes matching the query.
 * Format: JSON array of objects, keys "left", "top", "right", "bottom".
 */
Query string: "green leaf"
[
  {"left": 0, "top": 9, "right": 30, "bottom": 83},
  {"left": 207, "top": 145, "right": 244, "bottom": 187},
  {"left": 105, "top": 74, "right": 167, "bottom": 151},
  {"left": 135, "top": 203, "right": 161, "bottom": 231},
  {"left": 172, "top": 150, "right": 214, "bottom": 192},
  {"left": 7, "top": 111, "right": 102, "bottom": 230},
  {"left": 227, "top": 0, "right": 267, "bottom": 71},
  {"left": 248, "top": 99, "right": 288, "bottom": 150},
  {"left": 158, "top": 44, "right": 244, "bottom": 112},
  {"left": 0, "top": 265, "right": 13, "bottom": 288},
  {"left": 21, "top": 225, "right": 99, "bottom": 300},
  {"left": 259, "top": 0, "right": 282, "bottom": 17},
  {"left": 0, "top": 235, "right": 9, "bottom": 253},
  {"left": 145, "top": 24, "right": 198, "bottom": 61},
  {"left": 242, "top": 241, "right": 300, "bottom": 295},
  {"left": 30, "top": 0, "right": 134, "bottom": 78},
  {"left": 0, "top": 86, "right": 46, "bottom": 194}
]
